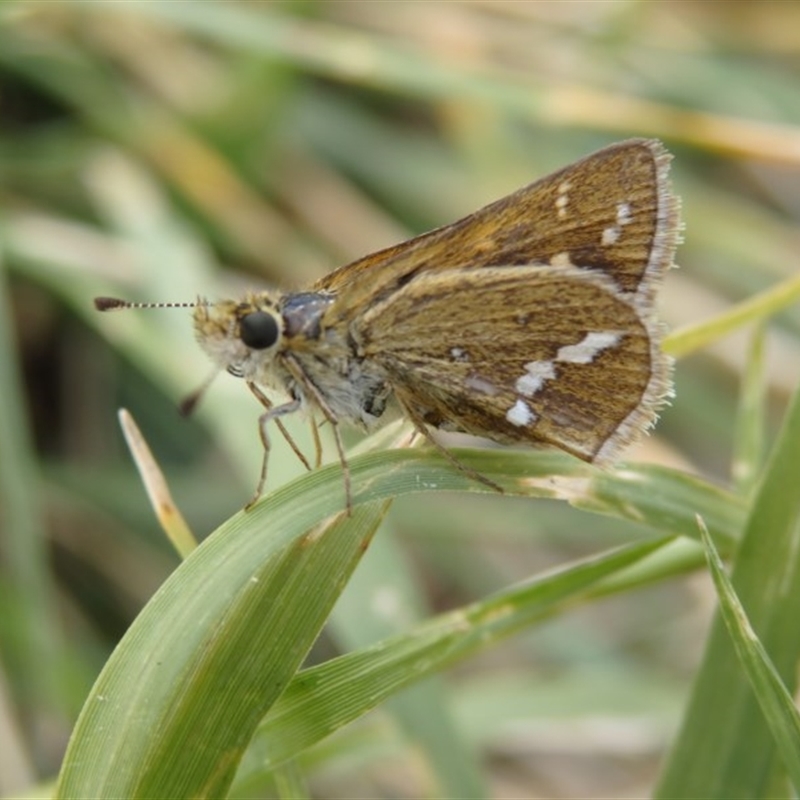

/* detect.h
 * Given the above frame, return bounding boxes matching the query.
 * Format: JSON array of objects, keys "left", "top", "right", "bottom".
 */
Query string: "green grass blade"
[
  {"left": 330, "top": 525, "right": 488, "bottom": 798},
  {"left": 55, "top": 500, "right": 392, "bottom": 799},
  {"left": 243, "top": 536, "right": 673, "bottom": 774},
  {"left": 272, "top": 761, "right": 310, "bottom": 800},
  {"left": 54, "top": 439, "right": 741, "bottom": 798},
  {"left": 0, "top": 256, "right": 62, "bottom": 741},
  {"left": 664, "top": 271, "right": 800, "bottom": 359},
  {"left": 732, "top": 323, "right": 768, "bottom": 494},
  {"left": 656, "top": 377, "right": 800, "bottom": 798},
  {"left": 698, "top": 517, "right": 800, "bottom": 792}
]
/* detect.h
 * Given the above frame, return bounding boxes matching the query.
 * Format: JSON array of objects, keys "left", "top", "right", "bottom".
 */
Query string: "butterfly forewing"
[
  {"left": 317, "top": 139, "right": 677, "bottom": 317},
  {"left": 354, "top": 266, "right": 669, "bottom": 464}
]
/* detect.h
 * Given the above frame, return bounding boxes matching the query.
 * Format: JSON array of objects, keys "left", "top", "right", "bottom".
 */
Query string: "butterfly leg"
[
  {"left": 283, "top": 356, "right": 352, "bottom": 515},
  {"left": 245, "top": 385, "right": 303, "bottom": 511},
  {"left": 247, "top": 381, "right": 312, "bottom": 471},
  {"left": 395, "top": 394, "right": 504, "bottom": 494},
  {"left": 309, "top": 416, "right": 324, "bottom": 469}
]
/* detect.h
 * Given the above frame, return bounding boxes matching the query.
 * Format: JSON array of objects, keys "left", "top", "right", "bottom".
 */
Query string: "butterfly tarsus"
[
  {"left": 245, "top": 393, "right": 303, "bottom": 512},
  {"left": 309, "top": 417, "right": 324, "bottom": 469},
  {"left": 247, "top": 381, "right": 313, "bottom": 473}
]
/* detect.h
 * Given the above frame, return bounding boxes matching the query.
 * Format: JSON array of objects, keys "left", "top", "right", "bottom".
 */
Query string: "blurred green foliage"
[{"left": 2, "top": 2, "right": 800, "bottom": 797}]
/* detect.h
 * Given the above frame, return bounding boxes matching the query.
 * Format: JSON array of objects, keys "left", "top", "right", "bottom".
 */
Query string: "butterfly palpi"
[{"left": 96, "top": 138, "right": 680, "bottom": 511}]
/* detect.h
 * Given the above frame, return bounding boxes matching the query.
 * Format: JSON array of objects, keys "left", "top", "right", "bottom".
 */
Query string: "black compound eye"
[{"left": 239, "top": 311, "right": 280, "bottom": 350}]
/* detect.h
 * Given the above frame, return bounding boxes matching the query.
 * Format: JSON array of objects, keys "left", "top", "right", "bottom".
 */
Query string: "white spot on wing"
[
  {"left": 556, "top": 331, "right": 621, "bottom": 364},
  {"left": 602, "top": 226, "right": 620, "bottom": 246},
  {"left": 512, "top": 332, "right": 622, "bottom": 409},
  {"left": 507, "top": 399, "right": 535, "bottom": 427},
  {"left": 516, "top": 361, "right": 556, "bottom": 396},
  {"left": 555, "top": 180, "right": 571, "bottom": 219},
  {"left": 600, "top": 203, "right": 634, "bottom": 248},
  {"left": 465, "top": 373, "right": 499, "bottom": 395},
  {"left": 617, "top": 202, "right": 633, "bottom": 225},
  {"left": 600, "top": 203, "right": 633, "bottom": 248}
]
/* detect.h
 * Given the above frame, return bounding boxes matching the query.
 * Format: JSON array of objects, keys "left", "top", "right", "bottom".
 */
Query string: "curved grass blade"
[
  {"left": 56, "top": 497, "right": 392, "bottom": 799},
  {"left": 656, "top": 377, "right": 800, "bottom": 799},
  {"left": 697, "top": 517, "right": 800, "bottom": 791},
  {"left": 56, "top": 443, "right": 745, "bottom": 798},
  {"left": 241, "top": 535, "right": 673, "bottom": 775},
  {"left": 665, "top": 271, "right": 800, "bottom": 359}
]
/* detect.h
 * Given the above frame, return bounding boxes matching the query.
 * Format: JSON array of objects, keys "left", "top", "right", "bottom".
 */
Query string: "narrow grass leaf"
[
  {"left": 330, "top": 526, "right": 487, "bottom": 799},
  {"left": 56, "top": 498, "right": 392, "bottom": 799},
  {"left": 732, "top": 323, "right": 768, "bottom": 494},
  {"left": 118, "top": 408, "right": 198, "bottom": 558},
  {"left": 54, "top": 440, "right": 740, "bottom": 798},
  {"left": 242, "top": 536, "right": 673, "bottom": 774},
  {"left": 698, "top": 517, "right": 800, "bottom": 791},
  {"left": 665, "top": 271, "right": 800, "bottom": 359},
  {"left": 0, "top": 257, "right": 62, "bottom": 728},
  {"left": 656, "top": 377, "right": 800, "bottom": 798}
]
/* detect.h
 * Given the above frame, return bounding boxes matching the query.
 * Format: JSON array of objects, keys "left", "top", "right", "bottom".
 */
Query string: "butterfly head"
[{"left": 193, "top": 291, "right": 283, "bottom": 379}]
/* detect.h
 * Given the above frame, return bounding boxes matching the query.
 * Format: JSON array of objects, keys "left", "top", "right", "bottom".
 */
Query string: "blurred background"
[{"left": 1, "top": 1, "right": 799, "bottom": 797}]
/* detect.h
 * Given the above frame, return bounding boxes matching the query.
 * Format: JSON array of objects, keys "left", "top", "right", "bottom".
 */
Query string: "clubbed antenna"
[{"left": 94, "top": 297, "right": 205, "bottom": 312}]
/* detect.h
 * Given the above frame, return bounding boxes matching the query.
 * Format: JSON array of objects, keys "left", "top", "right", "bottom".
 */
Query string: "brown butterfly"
[{"left": 96, "top": 138, "right": 680, "bottom": 510}]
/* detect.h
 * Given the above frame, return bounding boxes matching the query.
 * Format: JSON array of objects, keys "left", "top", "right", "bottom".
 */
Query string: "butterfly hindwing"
[{"left": 354, "top": 265, "right": 670, "bottom": 464}]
